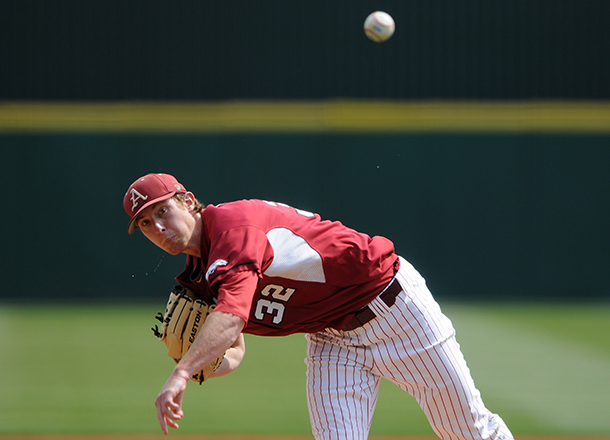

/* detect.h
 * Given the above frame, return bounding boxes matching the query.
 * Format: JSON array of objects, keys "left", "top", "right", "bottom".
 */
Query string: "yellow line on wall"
[{"left": 1, "top": 101, "right": 610, "bottom": 133}]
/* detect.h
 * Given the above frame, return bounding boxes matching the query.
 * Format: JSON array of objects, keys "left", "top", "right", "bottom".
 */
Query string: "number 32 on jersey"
[{"left": 254, "top": 284, "right": 295, "bottom": 325}]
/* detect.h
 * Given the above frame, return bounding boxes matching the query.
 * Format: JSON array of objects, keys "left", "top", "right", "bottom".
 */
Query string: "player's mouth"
[{"left": 163, "top": 236, "right": 177, "bottom": 249}]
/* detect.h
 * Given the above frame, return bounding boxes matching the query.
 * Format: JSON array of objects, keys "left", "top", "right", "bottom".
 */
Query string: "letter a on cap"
[{"left": 130, "top": 188, "right": 148, "bottom": 212}]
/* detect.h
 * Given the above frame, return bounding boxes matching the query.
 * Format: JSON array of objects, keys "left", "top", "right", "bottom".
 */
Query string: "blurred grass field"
[{"left": 0, "top": 302, "right": 609, "bottom": 436}]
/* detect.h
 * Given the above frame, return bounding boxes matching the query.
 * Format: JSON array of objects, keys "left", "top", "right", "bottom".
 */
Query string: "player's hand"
[{"left": 155, "top": 369, "right": 190, "bottom": 435}]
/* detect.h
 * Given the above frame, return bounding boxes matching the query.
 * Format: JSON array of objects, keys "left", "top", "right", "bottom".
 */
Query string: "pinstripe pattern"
[{"left": 305, "top": 257, "right": 513, "bottom": 440}]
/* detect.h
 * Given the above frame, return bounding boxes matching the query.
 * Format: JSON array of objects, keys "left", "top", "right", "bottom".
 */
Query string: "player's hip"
[{"left": 318, "top": 256, "right": 455, "bottom": 347}]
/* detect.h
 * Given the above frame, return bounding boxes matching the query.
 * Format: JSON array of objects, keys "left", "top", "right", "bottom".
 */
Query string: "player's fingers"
[
  {"left": 155, "top": 369, "right": 189, "bottom": 434},
  {"left": 165, "top": 399, "right": 182, "bottom": 415},
  {"left": 155, "top": 393, "right": 183, "bottom": 434},
  {"left": 156, "top": 402, "right": 182, "bottom": 433},
  {"left": 156, "top": 400, "right": 169, "bottom": 435},
  {"left": 173, "top": 389, "right": 185, "bottom": 417},
  {"left": 166, "top": 417, "right": 180, "bottom": 431}
]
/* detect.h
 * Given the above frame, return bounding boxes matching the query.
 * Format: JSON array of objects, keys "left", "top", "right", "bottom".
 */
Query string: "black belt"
[{"left": 342, "top": 278, "right": 402, "bottom": 331}]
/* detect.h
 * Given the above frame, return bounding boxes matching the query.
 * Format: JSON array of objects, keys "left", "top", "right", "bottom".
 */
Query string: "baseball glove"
[{"left": 152, "top": 285, "right": 224, "bottom": 384}]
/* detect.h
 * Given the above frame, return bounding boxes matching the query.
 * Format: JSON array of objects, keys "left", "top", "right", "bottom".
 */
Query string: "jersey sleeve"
[
  {"left": 214, "top": 270, "right": 260, "bottom": 324},
  {"left": 205, "top": 225, "right": 271, "bottom": 286}
]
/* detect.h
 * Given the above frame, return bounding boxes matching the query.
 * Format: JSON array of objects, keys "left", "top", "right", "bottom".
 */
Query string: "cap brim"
[{"left": 126, "top": 192, "right": 178, "bottom": 234}]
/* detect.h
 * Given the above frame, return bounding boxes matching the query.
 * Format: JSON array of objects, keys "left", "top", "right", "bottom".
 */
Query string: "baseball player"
[{"left": 124, "top": 173, "right": 514, "bottom": 440}]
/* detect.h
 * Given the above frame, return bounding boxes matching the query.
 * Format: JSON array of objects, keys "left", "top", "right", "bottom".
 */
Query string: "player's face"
[{"left": 135, "top": 196, "right": 198, "bottom": 256}]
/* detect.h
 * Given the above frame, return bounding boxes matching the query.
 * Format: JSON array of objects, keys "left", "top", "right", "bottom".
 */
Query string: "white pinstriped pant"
[{"left": 305, "top": 257, "right": 513, "bottom": 440}]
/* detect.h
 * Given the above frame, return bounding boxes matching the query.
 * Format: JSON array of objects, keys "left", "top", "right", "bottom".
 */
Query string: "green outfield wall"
[
  {"left": 2, "top": 0, "right": 609, "bottom": 302},
  {"left": 2, "top": 128, "right": 609, "bottom": 303},
  {"left": 2, "top": 1, "right": 609, "bottom": 100}
]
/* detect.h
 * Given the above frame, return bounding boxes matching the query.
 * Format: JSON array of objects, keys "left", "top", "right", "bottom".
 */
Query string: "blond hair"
[{"left": 172, "top": 193, "right": 204, "bottom": 213}]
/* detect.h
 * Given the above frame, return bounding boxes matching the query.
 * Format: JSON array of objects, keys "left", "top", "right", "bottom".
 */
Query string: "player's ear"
[{"left": 183, "top": 192, "right": 196, "bottom": 211}]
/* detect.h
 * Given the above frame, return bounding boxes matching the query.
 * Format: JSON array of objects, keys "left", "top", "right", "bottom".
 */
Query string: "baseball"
[{"left": 364, "top": 11, "right": 395, "bottom": 43}]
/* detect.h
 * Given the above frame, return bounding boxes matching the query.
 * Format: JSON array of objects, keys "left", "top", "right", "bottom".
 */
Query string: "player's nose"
[{"left": 152, "top": 220, "right": 166, "bottom": 234}]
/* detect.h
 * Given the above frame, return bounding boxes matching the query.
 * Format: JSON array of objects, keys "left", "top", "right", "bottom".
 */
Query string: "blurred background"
[
  {"left": 2, "top": 0, "right": 610, "bottom": 100},
  {"left": 1, "top": 0, "right": 610, "bottom": 436},
  {"left": 1, "top": 0, "right": 609, "bottom": 304}
]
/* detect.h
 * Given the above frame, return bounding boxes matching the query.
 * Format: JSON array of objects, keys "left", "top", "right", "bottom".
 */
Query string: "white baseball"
[{"left": 364, "top": 11, "right": 395, "bottom": 43}]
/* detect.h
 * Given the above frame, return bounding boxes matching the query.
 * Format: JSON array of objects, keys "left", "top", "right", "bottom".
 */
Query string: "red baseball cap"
[{"left": 123, "top": 173, "right": 187, "bottom": 234}]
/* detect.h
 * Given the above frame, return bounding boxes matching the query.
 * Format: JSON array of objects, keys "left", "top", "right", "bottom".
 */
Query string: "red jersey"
[{"left": 175, "top": 200, "right": 398, "bottom": 336}]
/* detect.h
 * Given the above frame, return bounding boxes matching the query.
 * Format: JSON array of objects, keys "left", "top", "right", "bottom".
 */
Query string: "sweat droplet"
[{"left": 154, "top": 253, "right": 166, "bottom": 272}]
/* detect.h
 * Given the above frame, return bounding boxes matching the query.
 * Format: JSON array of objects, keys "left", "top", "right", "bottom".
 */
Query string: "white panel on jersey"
[{"left": 264, "top": 228, "right": 326, "bottom": 283}]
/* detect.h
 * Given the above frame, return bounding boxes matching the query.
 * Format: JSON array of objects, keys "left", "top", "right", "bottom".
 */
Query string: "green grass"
[
  {"left": 442, "top": 302, "right": 610, "bottom": 435},
  {"left": 0, "top": 302, "right": 609, "bottom": 435},
  {"left": 473, "top": 303, "right": 610, "bottom": 354}
]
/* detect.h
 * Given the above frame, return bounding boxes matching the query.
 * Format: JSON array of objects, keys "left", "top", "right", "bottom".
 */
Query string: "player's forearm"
[
  {"left": 174, "top": 310, "right": 245, "bottom": 378},
  {"left": 209, "top": 333, "right": 245, "bottom": 377}
]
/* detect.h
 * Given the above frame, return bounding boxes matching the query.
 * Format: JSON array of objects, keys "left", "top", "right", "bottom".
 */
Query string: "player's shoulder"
[
  {"left": 205, "top": 199, "right": 269, "bottom": 216},
  {"left": 203, "top": 199, "right": 320, "bottom": 229},
  {"left": 202, "top": 199, "right": 273, "bottom": 228},
  {"left": 207, "top": 199, "right": 311, "bottom": 215}
]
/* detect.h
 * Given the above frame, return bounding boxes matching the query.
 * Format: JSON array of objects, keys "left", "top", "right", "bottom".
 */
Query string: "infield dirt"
[{"left": 1, "top": 435, "right": 610, "bottom": 440}]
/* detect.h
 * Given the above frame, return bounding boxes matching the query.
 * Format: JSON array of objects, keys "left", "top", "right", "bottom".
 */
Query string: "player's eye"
[{"left": 139, "top": 218, "right": 150, "bottom": 228}]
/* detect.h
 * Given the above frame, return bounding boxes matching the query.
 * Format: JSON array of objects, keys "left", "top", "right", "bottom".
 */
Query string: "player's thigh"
[
  {"left": 305, "top": 332, "right": 380, "bottom": 440},
  {"left": 379, "top": 333, "right": 506, "bottom": 440}
]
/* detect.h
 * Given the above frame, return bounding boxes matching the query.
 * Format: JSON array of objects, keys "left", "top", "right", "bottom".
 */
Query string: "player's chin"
[
  {"left": 164, "top": 245, "right": 184, "bottom": 256},
  {"left": 156, "top": 242, "right": 183, "bottom": 256},
  {"left": 161, "top": 237, "right": 185, "bottom": 255}
]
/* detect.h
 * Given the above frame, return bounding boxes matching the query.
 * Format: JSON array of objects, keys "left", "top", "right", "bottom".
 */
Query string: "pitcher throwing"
[{"left": 123, "top": 173, "right": 514, "bottom": 440}]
